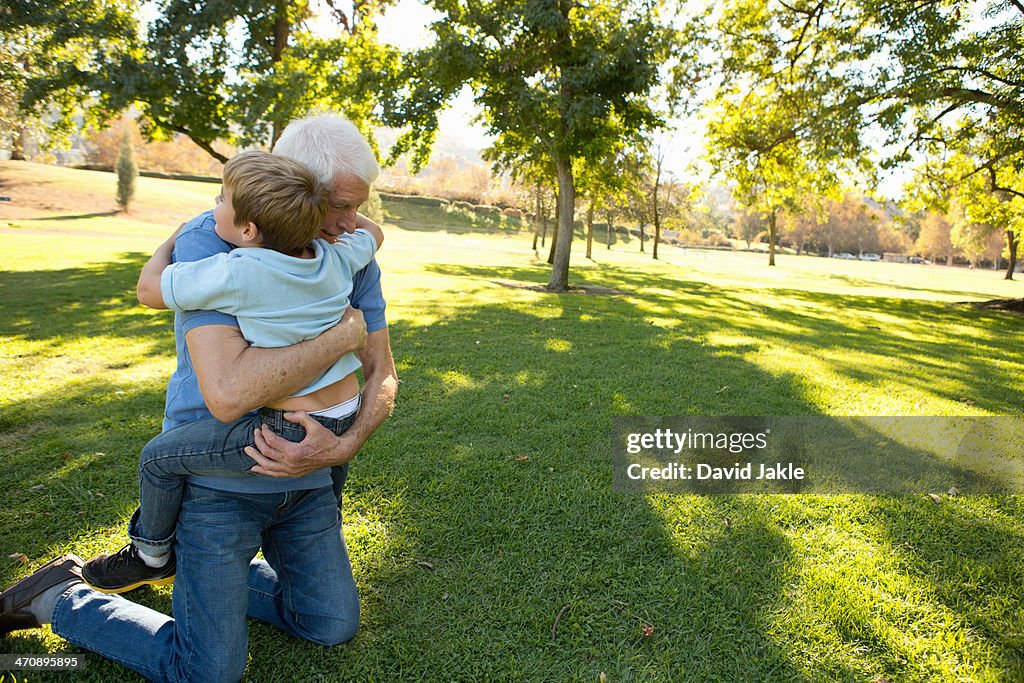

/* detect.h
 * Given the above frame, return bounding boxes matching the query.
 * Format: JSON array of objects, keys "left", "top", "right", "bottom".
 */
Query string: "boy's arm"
[
  {"left": 137, "top": 227, "right": 182, "bottom": 309},
  {"left": 358, "top": 216, "right": 384, "bottom": 251}
]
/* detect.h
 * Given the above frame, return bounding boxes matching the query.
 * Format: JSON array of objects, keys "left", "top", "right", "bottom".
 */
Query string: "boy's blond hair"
[{"left": 222, "top": 151, "right": 328, "bottom": 255}]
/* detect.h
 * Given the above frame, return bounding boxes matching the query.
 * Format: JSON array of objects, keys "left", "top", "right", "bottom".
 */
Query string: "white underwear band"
[{"left": 309, "top": 394, "right": 361, "bottom": 419}]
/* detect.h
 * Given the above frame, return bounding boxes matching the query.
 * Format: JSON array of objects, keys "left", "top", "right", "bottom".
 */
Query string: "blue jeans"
[
  {"left": 52, "top": 483, "right": 360, "bottom": 682},
  {"left": 129, "top": 408, "right": 354, "bottom": 555}
]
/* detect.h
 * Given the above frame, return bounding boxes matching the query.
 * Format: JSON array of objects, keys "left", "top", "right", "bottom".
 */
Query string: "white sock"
[
  {"left": 28, "top": 578, "right": 81, "bottom": 625},
  {"left": 135, "top": 546, "right": 170, "bottom": 568}
]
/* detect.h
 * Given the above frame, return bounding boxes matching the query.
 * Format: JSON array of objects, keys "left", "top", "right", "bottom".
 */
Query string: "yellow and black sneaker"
[{"left": 82, "top": 544, "right": 175, "bottom": 594}]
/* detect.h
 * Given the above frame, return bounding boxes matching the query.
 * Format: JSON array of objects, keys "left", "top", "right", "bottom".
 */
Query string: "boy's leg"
[
  {"left": 132, "top": 415, "right": 261, "bottom": 550},
  {"left": 84, "top": 414, "right": 261, "bottom": 593}
]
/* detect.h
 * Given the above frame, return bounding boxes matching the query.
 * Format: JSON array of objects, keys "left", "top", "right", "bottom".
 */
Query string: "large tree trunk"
[
  {"left": 547, "top": 156, "right": 575, "bottom": 291},
  {"left": 585, "top": 202, "right": 594, "bottom": 260},
  {"left": 768, "top": 208, "right": 777, "bottom": 266},
  {"left": 639, "top": 224, "right": 645, "bottom": 253},
  {"left": 1006, "top": 229, "right": 1019, "bottom": 280}
]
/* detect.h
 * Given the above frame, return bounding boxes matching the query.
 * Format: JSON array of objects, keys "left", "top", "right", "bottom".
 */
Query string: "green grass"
[{"left": 1, "top": 162, "right": 1023, "bottom": 681}]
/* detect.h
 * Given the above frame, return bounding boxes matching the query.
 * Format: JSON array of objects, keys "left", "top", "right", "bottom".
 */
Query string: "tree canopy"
[{"left": 391, "top": 0, "right": 686, "bottom": 290}]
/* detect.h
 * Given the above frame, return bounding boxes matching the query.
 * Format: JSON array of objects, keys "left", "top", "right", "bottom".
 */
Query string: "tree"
[
  {"left": 115, "top": 129, "right": 137, "bottom": 211},
  {"left": 705, "top": 0, "right": 862, "bottom": 266},
  {"left": 16, "top": 1, "right": 401, "bottom": 161},
  {"left": 907, "top": 147, "right": 1023, "bottom": 278},
  {"left": 725, "top": 1, "right": 1024, "bottom": 199},
  {"left": 917, "top": 210, "right": 959, "bottom": 267},
  {"left": 1, "top": 0, "right": 137, "bottom": 158},
  {"left": 393, "top": 0, "right": 686, "bottom": 291},
  {"left": 734, "top": 208, "right": 764, "bottom": 250}
]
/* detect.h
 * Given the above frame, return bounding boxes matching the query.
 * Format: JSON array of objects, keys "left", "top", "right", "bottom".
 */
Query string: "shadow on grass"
[
  {"left": 820, "top": 270, "right": 1011, "bottom": 302},
  {"left": 434, "top": 262, "right": 1024, "bottom": 417},
  {"left": 25, "top": 211, "right": 120, "bottom": 221},
  {"left": 0, "top": 252, "right": 170, "bottom": 346},
  {"left": 3, "top": 259, "right": 1022, "bottom": 680}
]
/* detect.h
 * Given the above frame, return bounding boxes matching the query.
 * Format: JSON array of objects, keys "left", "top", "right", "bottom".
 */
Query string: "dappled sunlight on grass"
[{"left": 543, "top": 338, "right": 573, "bottom": 352}]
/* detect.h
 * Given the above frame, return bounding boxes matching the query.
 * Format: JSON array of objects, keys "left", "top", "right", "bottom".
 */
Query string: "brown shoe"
[{"left": 0, "top": 554, "right": 84, "bottom": 635}]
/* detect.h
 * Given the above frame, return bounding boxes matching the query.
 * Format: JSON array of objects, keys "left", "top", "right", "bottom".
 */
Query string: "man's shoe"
[
  {"left": 82, "top": 544, "right": 175, "bottom": 594},
  {"left": 1, "top": 554, "right": 84, "bottom": 635}
]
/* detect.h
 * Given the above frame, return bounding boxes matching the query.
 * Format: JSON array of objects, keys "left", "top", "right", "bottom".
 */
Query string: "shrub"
[{"left": 115, "top": 130, "right": 137, "bottom": 211}]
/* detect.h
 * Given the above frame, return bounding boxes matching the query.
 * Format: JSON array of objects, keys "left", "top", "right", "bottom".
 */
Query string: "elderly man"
[{"left": 0, "top": 113, "right": 397, "bottom": 682}]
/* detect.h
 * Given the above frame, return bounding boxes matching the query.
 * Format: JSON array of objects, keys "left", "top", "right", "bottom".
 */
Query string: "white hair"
[{"left": 273, "top": 113, "right": 380, "bottom": 187}]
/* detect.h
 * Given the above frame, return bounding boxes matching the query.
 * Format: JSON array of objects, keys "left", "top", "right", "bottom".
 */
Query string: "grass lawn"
[{"left": 1, "top": 161, "right": 1023, "bottom": 682}]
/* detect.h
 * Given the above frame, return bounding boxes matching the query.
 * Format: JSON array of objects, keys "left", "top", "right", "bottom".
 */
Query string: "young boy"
[{"left": 82, "top": 150, "right": 384, "bottom": 592}]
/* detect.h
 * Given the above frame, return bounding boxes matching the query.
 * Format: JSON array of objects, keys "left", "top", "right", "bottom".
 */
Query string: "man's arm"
[
  {"left": 244, "top": 327, "right": 398, "bottom": 476},
  {"left": 187, "top": 307, "right": 368, "bottom": 422}
]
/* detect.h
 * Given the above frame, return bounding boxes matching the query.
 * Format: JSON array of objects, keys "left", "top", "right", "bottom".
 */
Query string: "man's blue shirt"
[{"left": 161, "top": 210, "right": 387, "bottom": 493}]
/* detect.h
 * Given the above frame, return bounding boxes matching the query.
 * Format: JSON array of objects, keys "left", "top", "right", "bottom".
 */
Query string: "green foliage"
[
  {"left": 11, "top": 1, "right": 402, "bottom": 161},
  {"left": 709, "top": 1, "right": 1024, "bottom": 199},
  {"left": 705, "top": 0, "right": 873, "bottom": 265},
  {"left": 115, "top": 129, "right": 137, "bottom": 210},
  {"left": 388, "top": 0, "right": 689, "bottom": 288},
  {"left": 1, "top": 0, "right": 137, "bottom": 154},
  {"left": 363, "top": 187, "right": 384, "bottom": 224}
]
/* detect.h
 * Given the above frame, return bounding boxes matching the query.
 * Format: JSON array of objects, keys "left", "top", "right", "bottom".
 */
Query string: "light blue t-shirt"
[
  {"left": 161, "top": 210, "right": 388, "bottom": 494},
  {"left": 161, "top": 231, "right": 377, "bottom": 397}
]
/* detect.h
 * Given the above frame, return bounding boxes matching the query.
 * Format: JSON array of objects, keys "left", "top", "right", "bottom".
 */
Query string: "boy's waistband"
[{"left": 258, "top": 406, "right": 357, "bottom": 436}]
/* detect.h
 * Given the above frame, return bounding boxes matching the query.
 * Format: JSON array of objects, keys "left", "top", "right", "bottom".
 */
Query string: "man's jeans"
[
  {"left": 52, "top": 482, "right": 360, "bottom": 682},
  {"left": 129, "top": 409, "right": 354, "bottom": 556}
]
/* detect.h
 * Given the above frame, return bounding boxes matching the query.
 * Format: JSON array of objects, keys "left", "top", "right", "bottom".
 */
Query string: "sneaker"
[{"left": 82, "top": 544, "right": 175, "bottom": 594}]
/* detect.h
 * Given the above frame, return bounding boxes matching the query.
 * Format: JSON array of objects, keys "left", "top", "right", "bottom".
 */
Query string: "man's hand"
[{"left": 244, "top": 412, "right": 359, "bottom": 477}]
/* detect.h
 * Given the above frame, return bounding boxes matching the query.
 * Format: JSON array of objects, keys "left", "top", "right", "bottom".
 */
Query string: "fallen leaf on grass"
[
  {"left": 958, "top": 397, "right": 975, "bottom": 405},
  {"left": 724, "top": 517, "right": 733, "bottom": 528},
  {"left": 30, "top": 484, "right": 45, "bottom": 491},
  {"left": 515, "top": 454, "right": 530, "bottom": 463},
  {"left": 948, "top": 487, "right": 960, "bottom": 496},
  {"left": 8, "top": 553, "right": 28, "bottom": 564},
  {"left": 640, "top": 623, "right": 654, "bottom": 638},
  {"left": 716, "top": 385, "right": 730, "bottom": 394},
  {"left": 599, "top": 673, "right": 609, "bottom": 683},
  {"left": 928, "top": 493, "right": 942, "bottom": 504},
  {"left": 61, "top": 451, "right": 71, "bottom": 462},
  {"left": 495, "top": 550, "right": 504, "bottom": 557},
  {"left": 416, "top": 561, "right": 434, "bottom": 571}
]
